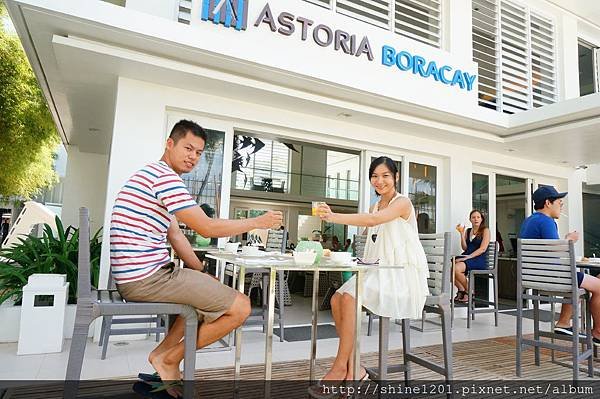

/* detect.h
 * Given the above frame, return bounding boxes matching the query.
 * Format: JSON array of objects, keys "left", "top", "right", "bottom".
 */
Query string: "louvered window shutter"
[
  {"left": 472, "top": 0, "right": 500, "bottom": 110},
  {"left": 395, "top": 0, "right": 441, "bottom": 48},
  {"left": 178, "top": 0, "right": 192, "bottom": 25},
  {"left": 473, "top": 0, "right": 556, "bottom": 113},
  {"left": 302, "top": 1, "right": 442, "bottom": 49},
  {"left": 530, "top": 13, "right": 557, "bottom": 107},
  {"left": 336, "top": 0, "right": 392, "bottom": 29}
]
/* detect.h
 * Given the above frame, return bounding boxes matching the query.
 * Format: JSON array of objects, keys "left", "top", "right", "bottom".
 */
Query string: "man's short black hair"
[
  {"left": 533, "top": 197, "right": 558, "bottom": 210},
  {"left": 169, "top": 120, "right": 207, "bottom": 144}
]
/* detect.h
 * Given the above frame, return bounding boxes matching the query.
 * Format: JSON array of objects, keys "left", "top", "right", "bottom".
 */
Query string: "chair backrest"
[
  {"left": 517, "top": 238, "right": 577, "bottom": 293},
  {"left": 77, "top": 207, "right": 92, "bottom": 301},
  {"left": 266, "top": 228, "right": 287, "bottom": 253},
  {"left": 486, "top": 241, "right": 499, "bottom": 270},
  {"left": 353, "top": 234, "right": 367, "bottom": 258},
  {"left": 419, "top": 232, "right": 452, "bottom": 297}
]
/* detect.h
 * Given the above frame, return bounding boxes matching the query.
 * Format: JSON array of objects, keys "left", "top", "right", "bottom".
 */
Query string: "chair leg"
[
  {"left": 440, "top": 304, "right": 453, "bottom": 382},
  {"left": 101, "top": 315, "right": 113, "bottom": 360},
  {"left": 516, "top": 289, "right": 523, "bottom": 377},
  {"left": 532, "top": 295, "right": 540, "bottom": 366},
  {"left": 367, "top": 312, "right": 373, "bottom": 337},
  {"left": 98, "top": 316, "right": 106, "bottom": 347},
  {"left": 586, "top": 295, "right": 593, "bottom": 377},
  {"left": 493, "top": 273, "right": 499, "bottom": 327},
  {"left": 65, "top": 308, "right": 93, "bottom": 399},
  {"left": 467, "top": 273, "right": 473, "bottom": 328},
  {"left": 277, "top": 270, "right": 285, "bottom": 342},
  {"left": 401, "top": 318, "right": 411, "bottom": 384},
  {"left": 262, "top": 274, "right": 268, "bottom": 333},
  {"left": 572, "top": 298, "right": 580, "bottom": 381}
]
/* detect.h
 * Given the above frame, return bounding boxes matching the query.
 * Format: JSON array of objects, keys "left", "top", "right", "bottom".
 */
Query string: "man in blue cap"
[{"left": 520, "top": 186, "right": 600, "bottom": 345}]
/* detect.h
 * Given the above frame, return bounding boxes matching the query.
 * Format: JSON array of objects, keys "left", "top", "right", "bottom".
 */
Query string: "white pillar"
[
  {"left": 568, "top": 169, "right": 585, "bottom": 255},
  {"left": 445, "top": 155, "right": 473, "bottom": 254},
  {"left": 447, "top": 0, "right": 473, "bottom": 62},
  {"left": 558, "top": 14, "right": 580, "bottom": 100},
  {"left": 61, "top": 146, "right": 109, "bottom": 236}
]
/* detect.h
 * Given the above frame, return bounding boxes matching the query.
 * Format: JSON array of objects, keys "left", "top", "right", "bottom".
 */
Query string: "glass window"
[
  {"left": 583, "top": 188, "right": 600, "bottom": 257},
  {"left": 472, "top": 173, "right": 489, "bottom": 218},
  {"left": 579, "top": 41, "right": 598, "bottom": 97},
  {"left": 181, "top": 128, "right": 225, "bottom": 216},
  {"left": 409, "top": 162, "right": 436, "bottom": 233},
  {"left": 496, "top": 174, "right": 526, "bottom": 257},
  {"left": 326, "top": 151, "right": 360, "bottom": 200},
  {"left": 233, "top": 136, "right": 290, "bottom": 193}
]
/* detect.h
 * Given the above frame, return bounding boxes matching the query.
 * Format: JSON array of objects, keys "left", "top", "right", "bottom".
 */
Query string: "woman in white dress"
[{"left": 311, "top": 156, "right": 429, "bottom": 389}]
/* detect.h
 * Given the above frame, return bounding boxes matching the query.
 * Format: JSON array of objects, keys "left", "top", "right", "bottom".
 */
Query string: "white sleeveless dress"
[{"left": 336, "top": 193, "right": 430, "bottom": 319}]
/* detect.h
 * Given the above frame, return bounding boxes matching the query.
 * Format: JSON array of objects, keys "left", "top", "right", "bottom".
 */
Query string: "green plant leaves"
[{"left": 0, "top": 216, "right": 102, "bottom": 305}]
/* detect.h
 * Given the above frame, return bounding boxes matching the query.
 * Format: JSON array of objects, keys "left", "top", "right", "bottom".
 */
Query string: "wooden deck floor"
[{"left": 3, "top": 335, "right": 599, "bottom": 398}]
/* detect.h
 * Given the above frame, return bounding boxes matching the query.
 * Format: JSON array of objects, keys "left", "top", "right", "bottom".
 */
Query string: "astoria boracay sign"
[{"left": 201, "top": 1, "right": 477, "bottom": 92}]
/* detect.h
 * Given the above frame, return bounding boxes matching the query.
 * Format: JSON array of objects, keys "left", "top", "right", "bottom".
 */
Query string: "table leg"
[
  {"left": 451, "top": 256, "right": 455, "bottom": 328},
  {"left": 353, "top": 270, "right": 362, "bottom": 381},
  {"left": 378, "top": 316, "right": 389, "bottom": 381},
  {"left": 265, "top": 268, "right": 277, "bottom": 380},
  {"left": 234, "top": 265, "right": 246, "bottom": 386},
  {"left": 309, "top": 271, "right": 320, "bottom": 381}
]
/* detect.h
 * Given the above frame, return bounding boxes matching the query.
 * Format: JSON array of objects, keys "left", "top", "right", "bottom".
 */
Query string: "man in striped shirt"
[{"left": 110, "top": 120, "right": 282, "bottom": 388}]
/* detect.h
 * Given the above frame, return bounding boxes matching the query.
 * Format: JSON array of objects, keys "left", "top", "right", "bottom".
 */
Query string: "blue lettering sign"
[{"left": 380, "top": 45, "right": 476, "bottom": 91}]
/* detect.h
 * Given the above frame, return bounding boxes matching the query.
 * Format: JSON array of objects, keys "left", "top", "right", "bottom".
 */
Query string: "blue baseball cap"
[{"left": 532, "top": 186, "right": 567, "bottom": 206}]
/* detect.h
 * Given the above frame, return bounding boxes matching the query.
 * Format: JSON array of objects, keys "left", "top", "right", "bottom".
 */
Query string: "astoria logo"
[{"left": 201, "top": 0, "right": 249, "bottom": 31}]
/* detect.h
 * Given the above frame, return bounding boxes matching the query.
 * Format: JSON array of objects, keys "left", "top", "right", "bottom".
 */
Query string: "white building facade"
[{"left": 6, "top": 0, "right": 600, "bottom": 288}]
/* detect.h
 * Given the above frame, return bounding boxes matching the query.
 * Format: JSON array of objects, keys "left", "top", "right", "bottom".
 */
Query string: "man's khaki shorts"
[{"left": 116, "top": 265, "right": 238, "bottom": 324}]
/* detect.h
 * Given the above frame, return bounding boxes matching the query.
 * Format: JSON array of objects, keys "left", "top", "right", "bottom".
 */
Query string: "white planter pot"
[{"left": 0, "top": 304, "right": 94, "bottom": 343}]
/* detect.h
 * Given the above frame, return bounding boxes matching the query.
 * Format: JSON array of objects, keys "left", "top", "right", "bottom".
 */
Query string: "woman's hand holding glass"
[
  {"left": 317, "top": 203, "right": 334, "bottom": 222},
  {"left": 455, "top": 224, "right": 465, "bottom": 234}
]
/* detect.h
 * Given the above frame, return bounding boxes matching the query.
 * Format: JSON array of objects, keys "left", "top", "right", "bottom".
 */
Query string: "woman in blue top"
[{"left": 453, "top": 210, "right": 490, "bottom": 303}]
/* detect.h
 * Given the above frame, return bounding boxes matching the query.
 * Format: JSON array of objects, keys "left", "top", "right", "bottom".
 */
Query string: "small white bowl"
[
  {"left": 224, "top": 242, "right": 240, "bottom": 253},
  {"left": 330, "top": 252, "right": 352, "bottom": 265},
  {"left": 293, "top": 251, "right": 317, "bottom": 265},
  {"left": 241, "top": 245, "right": 261, "bottom": 256}
]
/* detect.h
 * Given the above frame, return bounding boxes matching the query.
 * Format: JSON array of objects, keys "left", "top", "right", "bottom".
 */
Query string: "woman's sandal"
[
  {"left": 453, "top": 290, "right": 467, "bottom": 302},
  {"left": 138, "top": 372, "right": 161, "bottom": 384}
]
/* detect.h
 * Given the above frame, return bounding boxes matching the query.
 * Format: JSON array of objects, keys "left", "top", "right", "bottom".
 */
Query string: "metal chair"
[
  {"left": 368, "top": 233, "right": 453, "bottom": 389},
  {"left": 516, "top": 238, "right": 593, "bottom": 380},
  {"left": 64, "top": 208, "right": 198, "bottom": 399},
  {"left": 97, "top": 272, "right": 168, "bottom": 359},
  {"left": 467, "top": 241, "right": 500, "bottom": 328}
]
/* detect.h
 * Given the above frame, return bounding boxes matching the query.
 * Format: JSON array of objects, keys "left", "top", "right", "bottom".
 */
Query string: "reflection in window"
[
  {"left": 233, "top": 136, "right": 290, "bottom": 193},
  {"left": 326, "top": 151, "right": 360, "bottom": 200},
  {"left": 409, "top": 162, "right": 436, "bottom": 233},
  {"left": 496, "top": 174, "right": 526, "bottom": 257},
  {"left": 181, "top": 128, "right": 225, "bottom": 216},
  {"left": 472, "top": 173, "right": 489, "bottom": 218}
]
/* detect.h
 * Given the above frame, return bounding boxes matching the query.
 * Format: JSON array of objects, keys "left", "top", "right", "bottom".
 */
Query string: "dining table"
[{"left": 205, "top": 250, "right": 371, "bottom": 395}]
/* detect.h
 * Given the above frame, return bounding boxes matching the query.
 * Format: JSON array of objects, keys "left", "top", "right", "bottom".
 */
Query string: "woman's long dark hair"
[
  {"left": 469, "top": 210, "right": 487, "bottom": 238},
  {"left": 369, "top": 156, "right": 398, "bottom": 196}
]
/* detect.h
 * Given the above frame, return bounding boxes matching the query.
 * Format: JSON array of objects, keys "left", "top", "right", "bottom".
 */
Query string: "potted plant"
[{"left": 0, "top": 216, "right": 101, "bottom": 342}]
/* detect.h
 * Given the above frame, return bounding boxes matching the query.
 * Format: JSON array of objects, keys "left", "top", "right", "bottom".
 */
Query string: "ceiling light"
[
  {"left": 507, "top": 148, "right": 515, "bottom": 152},
  {"left": 576, "top": 165, "right": 588, "bottom": 170},
  {"left": 337, "top": 113, "right": 352, "bottom": 118},
  {"left": 560, "top": 161, "right": 569, "bottom": 164}
]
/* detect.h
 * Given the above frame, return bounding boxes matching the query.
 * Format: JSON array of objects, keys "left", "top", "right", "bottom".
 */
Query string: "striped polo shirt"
[{"left": 109, "top": 161, "right": 197, "bottom": 284}]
